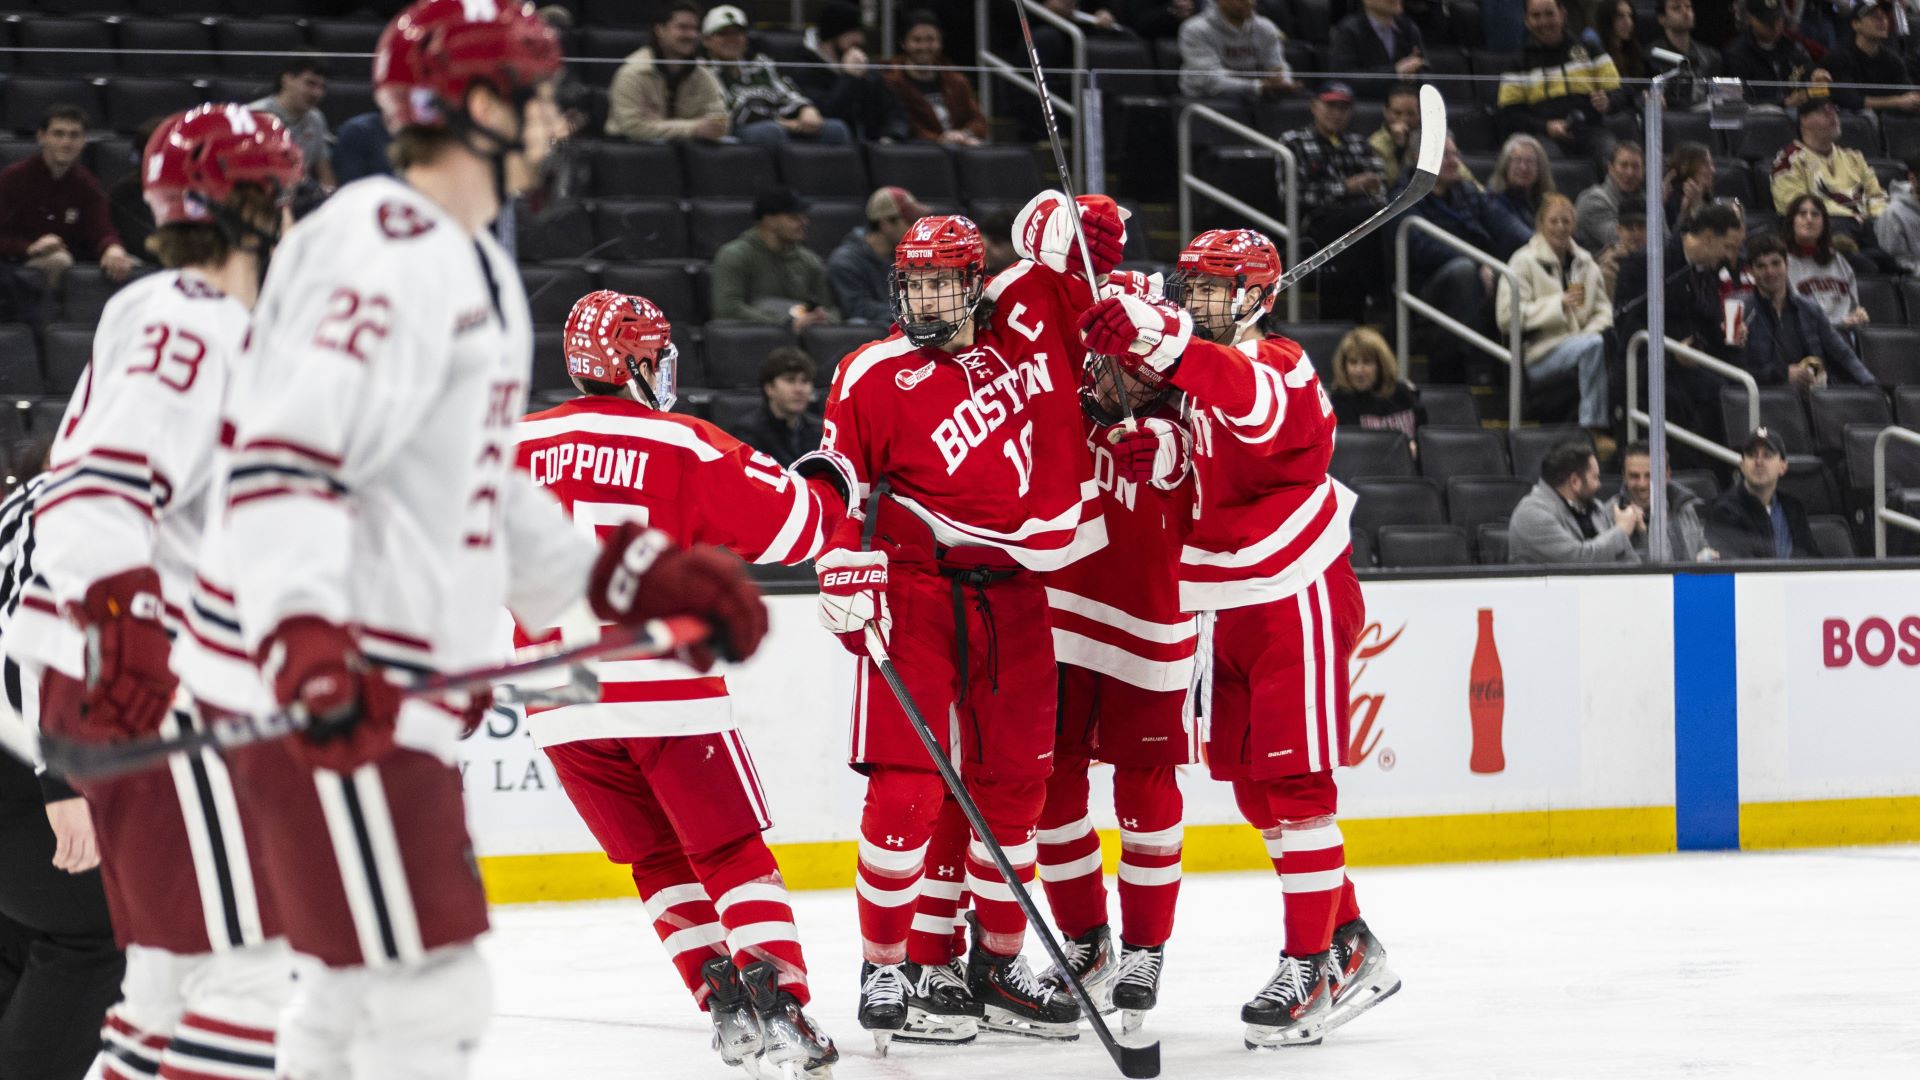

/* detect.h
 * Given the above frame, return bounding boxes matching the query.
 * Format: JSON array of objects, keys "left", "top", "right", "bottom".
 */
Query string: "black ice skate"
[
  {"left": 740, "top": 962, "right": 837, "bottom": 1080},
  {"left": 701, "top": 956, "right": 763, "bottom": 1069},
  {"left": 967, "top": 943, "right": 1082, "bottom": 1041},
  {"left": 1110, "top": 942, "right": 1164, "bottom": 1034},
  {"left": 1241, "top": 951, "right": 1335, "bottom": 1049},
  {"left": 1323, "top": 918, "right": 1401, "bottom": 1035},
  {"left": 1040, "top": 923, "right": 1119, "bottom": 1013},
  {"left": 894, "top": 960, "right": 980, "bottom": 1045},
  {"left": 856, "top": 961, "right": 908, "bottom": 1054}
]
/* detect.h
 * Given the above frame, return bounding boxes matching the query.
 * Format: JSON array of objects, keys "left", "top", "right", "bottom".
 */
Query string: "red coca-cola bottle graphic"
[{"left": 1468, "top": 608, "right": 1506, "bottom": 774}]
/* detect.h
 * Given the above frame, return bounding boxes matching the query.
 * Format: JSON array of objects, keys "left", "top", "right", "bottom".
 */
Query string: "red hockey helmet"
[
  {"left": 373, "top": 0, "right": 564, "bottom": 133},
  {"left": 143, "top": 104, "right": 305, "bottom": 228},
  {"left": 1168, "top": 228, "right": 1283, "bottom": 342},
  {"left": 891, "top": 215, "right": 986, "bottom": 347},
  {"left": 563, "top": 290, "right": 678, "bottom": 411}
]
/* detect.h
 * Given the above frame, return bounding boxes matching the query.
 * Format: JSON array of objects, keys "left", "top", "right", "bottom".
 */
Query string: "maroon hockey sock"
[
  {"left": 1036, "top": 757, "right": 1107, "bottom": 941},
  {"left": 908, "top": 796, "right": 971, "bottom": 965},
  {"left": 633, "top": 857, "right": 727, "bottom": 1006},
  {"left": 158, "top": 1012, "right": 276, "bottom": 1079},
  {"left": 1113, "top": 765, "right": 1183, "bottom": 948},
  {"left": 856, "top": 767, "right": 945, "bottom": 964},
  {"left": 97, "top": 1007, "right": 169, "bottom": 1080},
  {"left": 693, "top": 834, "right": 811, "bottom": 1005}
]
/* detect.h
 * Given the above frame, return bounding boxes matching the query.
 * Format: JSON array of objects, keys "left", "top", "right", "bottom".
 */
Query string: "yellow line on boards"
[{"left": 1738, "top": 796, "right": 1920, "bottom": 850}]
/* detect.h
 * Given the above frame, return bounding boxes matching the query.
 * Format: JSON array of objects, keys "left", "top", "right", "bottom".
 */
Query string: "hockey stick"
[
  {"left": 37, "top": 615, "right": 709, "bottom": 782},
  {"left": 863, "top": 625, "right": 1161, "bottom": 1079},
  {"left": 1272, "top": 83, "right": 1448, "bottom": 293}
]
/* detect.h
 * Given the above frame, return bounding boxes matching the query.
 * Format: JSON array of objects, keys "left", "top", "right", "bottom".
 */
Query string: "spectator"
[
  {"left": 1108, "top": 0, "right": 1198, "bottom": 39},
  {"left": 1370, "top": 84, "right": 1425, "bottom": 187},
  {"left": 1780, "top": 193, "right": 1870, "bottom": 332},
  {"left": 605, "top": 1, "right": 731, "bottom": 141},
  {"left": 1742, "top": 232, "right": 1876, "bottom": 390},
  {"left": 885, "top": 10, "right": 989, "bottom": 145},
  {"left": 1328, "top": 0, "right": 1426, "bottom": 99},
  {"left": 777, "top": 1, "right": 909, "bottom": 142},
  {"left": 1281, "top": 83, "right": 1389, "bottom": 322},
  {"left": 1489, "top": 133, "right": 1556, "bottom": 224},
  {"left": 1721, "top": 0, "right": 1832, "bottom": 110},
  {"left": 1496, "top": 194, "right": 1615, "bottom": 450},
  {"left": 1703, "top": 426, "right": 1821, "bottom": 558},
  {"left": 1402, "top": 137, "right": 1533, "bottom": 382},
  {"left": 1662, "top": 142, "right": 1718, "bottom": 234},
  {"left": 332, "top": 111, "right": 393, "bottom": 186},
  {"left": 1822, "top": 0, "right": 1920, "bottom": 113},
  {"left": 1770, "top": 100, "right": 1887, "bottom": 239},
  {"left": 1654, "top": 0, "right": 1721, "bottom": 110},
  {"left": 1497, "top": 0, "right": 1633, "bottom": 163},
  {"left": 828, "top": 186, "right": 928, "bottom": 324},
  {"left": 1620, "top": 441, "right": 1712, "bottom": 559},
  {"left": 0, "top": 105, "right": 136, "bottom": 285},
  {"left": 106, "top": 114, "right": 165, "bottom": 263},
  {"left": 702, "top": 5, "right": 851, "bottom": 148},
  {"left": 250, "top": 57, "right": 336, "bottom": 191},
  {"left": 1596, "top": 207, "right": 1647, "bottom": 298},
  {"left": 731, "top": 346, "right": 823, "bottom": 466},
  {"left": 1874, "top": 153, "right": 1920, "bottom": 274},
  {"left": 978, "top": 208, "right": 1019, "bottom": 274},
  {"left": 1613, "top": 203, "right": 1748, "bottom": 438},
  {"left": 1507, "top": 437, "right": 1642, "bottom": 563},
  {"left": 1177, "top": 0, "right": 1299, "bottom": 99},
  {"left": 1594, "top": 0, "right": 1650, "bottom": 82},
  {"left": 1575, "top": 139, "right": 1645, "bottom": 250},
  {"left": 1328, "top": 326, "right": 1426, "bottom": 452},
  {"left": 711, "top": 187, "right": 839, "bottom": 329},
  {"left": 1782, "top": 0, "right": 1848, "bottom": 53}
]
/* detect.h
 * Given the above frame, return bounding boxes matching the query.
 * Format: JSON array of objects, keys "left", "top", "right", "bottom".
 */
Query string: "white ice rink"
[{"left": 478, "top": 846, "right": 1920, "bottom": 1080}]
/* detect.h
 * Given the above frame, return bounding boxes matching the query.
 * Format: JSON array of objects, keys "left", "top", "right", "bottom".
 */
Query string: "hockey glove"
[
  {"left": 1103, "top": 267, "right": 1164, "bottom": 301},
  {"left": 70, "top": 567, "right": 178, "bottom": 740},
  {"left": 1107, "top": 417, "right": 1192, "bottom": 490},
  {"left": 814, "top": 548, "right": 891, "bottom": 657},
  {"left": 1013, "top": 191, "right": 1127, "bottom": 279},
  {"left": 1080, "top": 294, "right": 1193, "bottom": 377},
  {"left": 588, "top": 523, "right": 768, "bottom": 670},
  {"left": 259, "top": 616, "right": 401, "bottom": 774}
]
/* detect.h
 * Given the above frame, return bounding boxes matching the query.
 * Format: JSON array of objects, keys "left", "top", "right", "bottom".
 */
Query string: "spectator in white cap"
[
  {"left": 827, "top": 186, "right": 931, "bottom": 324},
  {"left": 702, "top": 4, "right": 852, "bottom": 148}
]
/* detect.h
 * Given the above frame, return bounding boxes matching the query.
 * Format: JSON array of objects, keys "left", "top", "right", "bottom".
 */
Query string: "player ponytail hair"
[{"left": 146, "top": 183, "right": 279, "bottom": 269}]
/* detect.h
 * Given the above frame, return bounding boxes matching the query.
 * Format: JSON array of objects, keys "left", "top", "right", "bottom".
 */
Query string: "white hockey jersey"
[{"left": 176, "top": 177, "right": 595, "bottom": 761}]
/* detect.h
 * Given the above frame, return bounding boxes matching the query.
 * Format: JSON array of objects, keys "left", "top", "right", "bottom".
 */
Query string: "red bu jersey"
[
  {"left": 1044, "top": 419, "right": 1198, "bottom": 693},
  {"left": 806, "top": 259, "right": 1104, "bottom": 570},
  {"left": 513, "top": 396, "right": 846, "bottom": 743},
  {"left": 1171, "top": 335, "right": 1355, "bottom": 613}
]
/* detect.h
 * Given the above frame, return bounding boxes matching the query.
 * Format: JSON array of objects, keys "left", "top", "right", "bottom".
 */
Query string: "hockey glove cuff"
[
  {"left": 589, "top": 524, "right": 768, "bottom": 669},
  {"left": 1107, "top": 417, "right": 1192, "bottom": 489},
  {"left": 71, "top": 567, "right": 178, "bottom": 740},
  {"left": 259, "top": 616, "right": 400, "bottom": 774},
  {"left": 815, "top": 548, "right": 891, "bottom": 657},
  {"left": 1079, "top": 294, "right": 1193, "bottom": 375}
]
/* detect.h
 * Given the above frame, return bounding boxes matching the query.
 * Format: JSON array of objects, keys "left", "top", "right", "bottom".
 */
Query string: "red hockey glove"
[
  {"left": 814, "top": 548, "right": 890, "bottom": 657},
  {"left": 1103, "top": 267, "right": 1163, "bottom": 301},
  {"left": 1107, "top": 417, "right": 1192, "bottom": 489},
  {"left": 1080, "top": 294, "right": 1193, "bottom": 376},
  {"left": 259, "top": 616, "right": 401, "bottom": 774},
  {"left": 588, "top": 523, "right": 768, "bottom": 670},
  {"left": 69, "top": 567, "right": 177, "bottom": 740},
  {"left": 1014, "top": 191, "right": 1127, "bottom": 278}
]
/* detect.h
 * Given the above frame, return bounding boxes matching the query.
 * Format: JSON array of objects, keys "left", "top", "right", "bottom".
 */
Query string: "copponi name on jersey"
[{"left": 525, "top": 442, "right": 650, "bottom": 491}]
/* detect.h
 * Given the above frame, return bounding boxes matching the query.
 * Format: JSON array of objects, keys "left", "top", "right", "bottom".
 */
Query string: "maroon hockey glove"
[
  {"left": 1079, "top": 295, "right": 1194, "bottom": 376},
  {"left": 1107, "top": 417, "right": 1192, "bottom": 489},
  {"left": 588, "top": 523, "right": 768, "bottom": 670},
  {"left": 259, "top": 616, "right": 401, "bottom": 774},
  {"left": 70, "top": 567, "right": 178, "bottom": 740}
]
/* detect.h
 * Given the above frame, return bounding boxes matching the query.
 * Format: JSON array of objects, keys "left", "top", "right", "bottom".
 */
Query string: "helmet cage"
[
  {"left": 1167, "top": 269, "right": 1272, "bottom": 343},
  {"left": 1078, "top": 352, "right": 1175, "bottom": 428},
  {"left": 890, "top": 265, "right": 984, "bottom": 348}
]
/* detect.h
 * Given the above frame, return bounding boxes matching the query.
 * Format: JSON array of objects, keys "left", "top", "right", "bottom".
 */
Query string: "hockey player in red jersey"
[
  {"left": 799, "top": 193, "right": 1122, "bottom": 1045},
  {"left": 513, "top": 290, "right": 851, "bottom": 1078},
  {"left": 1079, "top": 229, "right": 1402, "bottom": 1049},
  {"left": 6, "top": 104, "right": 305, "bottom": 1080}
]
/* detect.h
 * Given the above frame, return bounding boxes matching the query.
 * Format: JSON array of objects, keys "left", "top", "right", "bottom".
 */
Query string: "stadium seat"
[
  {"left": 1548, "top": 159, "right": 1596, "bottom": 198},
  {"left": 86, "top": 136, "right": 135, "bottom": 190},
  {"left": 1475, "top": 523, "right": 1510, "bottom": 565},
  {"left": 1855, "top": 276, "right": 1903, "bottom": 326},
  {"left": 519, "top": 264, "right": 594, "bottom": 327},
  {"left": 42, "top": 324, "right": 93, "bottom": 396},
  {"left": 866, "top": 143, "right": 959, "bottom": 205},
  {"left": 592, "top": 141, "right": 684, "bottom": 199},
  {"left": 1448, "top": 104, "right": 1495, "bottom": 154},
  {"left": 105, "top": 77, "right": 206, "bottom": 136},
  {"left": 1417, "top": 385, "right": 1479, "bottom": 427},
  {"left": 1446, "top": 476, "right": 1533, "bottom": 551},
  {"left": 1895, "top": 385, "right": 1920, "bottom": 428},
  {"left": 1348, "top": 477, "right": 1445, "bottom": 546},
  {"left": 1712, "top": 160, "right": 1755, "bottom": 209},
  {"left": 213, "top": 20, "right": 309, "bottom": 79},
  {"left": 1420, "top": 426, "right": 1508, "bottom": 485},
  {"left": 1733, "top": 111, "right": 1795, "bottom": 160},
  {"left": 0, "top": 325, "right": 43, "bottom": 396},
  {"left": 1808, "top": 514, "right": 1856, "bottom": 558},
  {"left": 1508, "top": 426, "right": 1586, "bottom": 484},
  {"left": 1671, "top": 469, "right": 1720, "bottom": 505},
  {"left": 514, "top": 201, "right": 594, "bottom": 264},
  {"left": 706, "top": 390, "right": 763, "bottom": 435},
  {"left": 1271, "top": 322, "right": 1354, "bottom": 381},
  {"left": 326, "top": 81, "right": 378, "bottom": 127},
  {"left": 802, "top": 200, "right": 867, "bottom": 260},
  {"left": 211, "top": 77, "right": 272, "bottom": 107},
  {"left": 1808, "top": 386, "right": 1891, "bottom": 456},
  {"left": 702, "top": 322, "right": 796, "bottom": 390},
  {"left": 0, "top": 405, "right": 27, "bottom": 449},
  {"left": 1329, "top": 429, "right": 1414, "bottom": 481},
  {"left": 592, "top": 199, "right": 689, "bottom": 261},
  {"left": 576, "top": 27, "right": 649, "bottom": 62},
  {"left": 801, "top": 323, "right": 889, "bottom": 372},
  {"left": 1376, "top": 524, "right": 1472, "bottom": 568},
  {"left": 18, "top": 17, "right": 116, "bottom": 76},
  {"left": 953, "top": 145, "right": 1046, "bottom": 204},
  {"left": 1882, "top": 114, "right": 1920, "bottom": 161},
  {"left": 689, "top": 199, "right": 756, "bottom": 260},
  {"left": 113, "top": 18, "right": 214, "bottom": 77},
  {"left": 684, "top": 143, "right": 779, "bottom": 200},
  {"left": 1843, "top": 422, "right": 1920, "bottom": 494},
  {"left": 579, "top": 0, "right": 653, "bottom": 27},
  {"left": 1083, "top": 36, "right": 1157, "bottom": 96},
  {"left": 1661, "top": 111, "right": 1718, "bottom": 155},
  {"left": 780, "top": 143, "right": 867, "bottom": 199},
  {"left": 1719, "top": 385, "right": 1812, "bottom": 458},
  {"left": 529, "top": 328, "right": 572, "bottom": 395},
  {"left": 600, "top": 262, "right": 703, "bottom": 331},
  {"left": 1349, "top": 526, "right": 1375, "bottom": 569},
  {"left": 59, "top": 266, "right": 135, "bottom": 324},
  {"left": 0, "top": 137, "right": 36, "bottom": 170},
  {"left": 1855, "top": 326, "right": 1920, "bottom": 386},
  {"left": 4, "top": 77, "right": 104, "bottom": 135},
  {"left": 307, "top": 21, "right": 384, "bottom": 58},
  {"left": 1782, "top": 455, "right": 1842, "bottom": 517},
  {"left": 1838, "top": 111, "right": 1880, "bottom": 156}
]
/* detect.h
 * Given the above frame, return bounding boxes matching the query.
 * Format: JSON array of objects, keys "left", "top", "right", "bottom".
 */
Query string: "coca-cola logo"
[
  {"left": 1822, "top": 616, "right": 1920, "bottom": 668},
  {"left": 1346, "top": 620, "right": 1405, "bottom": 768}
]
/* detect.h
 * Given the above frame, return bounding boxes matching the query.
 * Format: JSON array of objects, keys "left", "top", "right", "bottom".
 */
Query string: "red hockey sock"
[
  {"left": 159, "top": 1012, "right": 276, "bottom": 1079},
  {"left": 1335, "top": 874, "right": 1362, "bottom": 928},
  {"left": 908, "top": 795, "right": 971, "bottom": 965},
  {"left": 1036, "top": 752, "right": 1107, "bottom": 940},
  {"left": 97, "top": 1007, "right": 170, "bottom": 1080},
  {"left": 1234, "top": 772, "right": 1347, "bottom": 955},
  {"left": 632, "top": 852, "right": 727, "bottom": 1007},
  {"left": 1113, "top": 765, "right": 1183, "bottom": 948},
  {"left": 691, "top": 833, "right": 811, "bottom": 1005},
  {"left": 856, "top": 767, "right": 945, "bottom": 964},
  {"left": 963, "top": 777, "right": 1044, "bottom": 956}
]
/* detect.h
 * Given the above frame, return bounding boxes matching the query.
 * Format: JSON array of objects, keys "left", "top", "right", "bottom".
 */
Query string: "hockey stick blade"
[
  {"left": 39, "top": 616, "right": 709, "bottom": 781},
  {"left": 1273, "top": 83, "right": 1447, "bottom": 293},
  {"left": 864, "top": 626, "right": 1161, "bottom": 1079}
]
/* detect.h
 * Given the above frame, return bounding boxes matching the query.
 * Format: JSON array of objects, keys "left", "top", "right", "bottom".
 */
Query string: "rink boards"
[{"left": 457, "top": 567, "right": 1920, "bottom": 903}]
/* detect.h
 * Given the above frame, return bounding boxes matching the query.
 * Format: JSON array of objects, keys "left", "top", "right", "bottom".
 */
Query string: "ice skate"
[
  {"left": 1241, "top": 951, "right": 1335, "bottom": 1049},
  {"left": 893, "top": 960, "right": 980, "bottom": 1044},
  {"left": 967, "top": 943, "right": 1082, "bottom": 1041},
  {"left": 856, "top": 961, "right": 908, "bottom": 1054},
  {"left": 1110, "top": 942, "right": 1163, "bottom": 1034},
  {"left": 1039, "top": 923, "right": 1118, "bottom": 1013},
  {"left": 702, "top": 956, "right": 764, "bottom": 1070},
  {"left": 740, "top": 962, "right": 837, "bottom": 1079},
  {"left": 1323, "top": 918, "right": 1401, "bottom": 1035}
]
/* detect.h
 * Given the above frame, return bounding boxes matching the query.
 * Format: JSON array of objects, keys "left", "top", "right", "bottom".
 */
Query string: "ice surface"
[{"left": 478, "top": 847, "right": 1920, "bottom": 1079}]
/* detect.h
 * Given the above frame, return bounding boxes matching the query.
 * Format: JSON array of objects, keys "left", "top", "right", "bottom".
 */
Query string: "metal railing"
[
  {"left": 1393, "top": 216, "right": 1524, "bottom": 424},
  {"left": 1623, "top": 330, "right": 1757, "bottom": 466},
  {"left": 1176, "top": 104, "right": 1300, "bottom": 321},
  {"left": 1873, "top": 426, "right": 1920, "bottom": 556},
  {"left": 975, "top": 0, "right": 1083, "bottom": 164}
]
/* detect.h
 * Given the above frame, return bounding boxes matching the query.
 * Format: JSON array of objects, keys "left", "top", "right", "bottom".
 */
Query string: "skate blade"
[
  {"left": 980, "top": 1009, "right": 1081, "bottom": 1042},
  {"left": 1120, "top": 1008, "right": 1148, "bottom": 1035},
  {"left": 1322, "top": 972, "right": 1403, "bottom": 1037},
  {"left": 898, "top": 1006, "right": 980, "bottom": 1043},
  {"left": 1243, "top": 1021, "right": 1326, "bottom": 1050}
]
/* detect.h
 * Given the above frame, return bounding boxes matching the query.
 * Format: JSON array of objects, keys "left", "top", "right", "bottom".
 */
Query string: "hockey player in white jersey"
[
  {"left": 174, "top": 2, "right": 771, "bottom": 1075},
  {"left": 7, "top": 105, "right": 305, "bottom": 1080}
]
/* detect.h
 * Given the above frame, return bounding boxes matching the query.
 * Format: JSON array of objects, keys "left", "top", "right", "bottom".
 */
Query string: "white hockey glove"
[
  {"left": 1079, "top": 294, "right": 1193, "bottom": 376},
  {"left": 1011, "top": 190, "right": 1127, "bottom": 278},
  {"left": 815, "top": 548, "right": 891, "bottom": 656},
  {"left": 1107, "top": 417, "right": 1192, "bottom": 490}
]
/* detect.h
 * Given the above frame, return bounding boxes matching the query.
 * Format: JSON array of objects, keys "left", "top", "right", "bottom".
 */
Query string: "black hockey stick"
[
  {"left": 37, "top": 615, "right": 710, "bottom": 781},
  {"left": 863, "top": 625, "right": 1161, "bottom": 1079}
]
